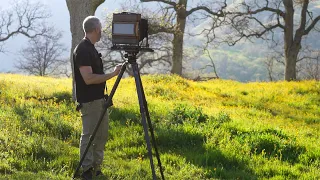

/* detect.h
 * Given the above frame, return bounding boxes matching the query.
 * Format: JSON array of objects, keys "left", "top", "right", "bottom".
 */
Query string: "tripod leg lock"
[
  {"left": 104, "top": 94, "right": 113, "bottom": 108},
  {"left": 76, "top": 103, "right": 83, "bottom": 111}
]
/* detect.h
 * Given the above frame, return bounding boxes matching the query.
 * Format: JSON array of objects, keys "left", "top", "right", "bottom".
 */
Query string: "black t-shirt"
[{"left": 73, "top": 38, "right": 105, "bottom": 103}]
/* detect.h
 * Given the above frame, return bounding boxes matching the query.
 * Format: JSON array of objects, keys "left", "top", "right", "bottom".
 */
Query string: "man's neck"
[{"left": 85, "top": 34, "right": 96, "bottom": 44}]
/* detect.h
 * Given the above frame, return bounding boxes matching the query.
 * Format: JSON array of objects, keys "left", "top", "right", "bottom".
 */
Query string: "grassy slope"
[{"left": 0, "top": 74, "right": 319, "bottom": 179}]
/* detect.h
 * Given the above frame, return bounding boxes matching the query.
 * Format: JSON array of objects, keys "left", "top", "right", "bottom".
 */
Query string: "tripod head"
[
  {"left": 111, "top": 45, "right": 154, "bottom": 64},
  {"left": 124, "top": 52, "right": 138, "bottom": 64},
  {"left": 111, "top": 45, "right": 154, "bottom": 53}
]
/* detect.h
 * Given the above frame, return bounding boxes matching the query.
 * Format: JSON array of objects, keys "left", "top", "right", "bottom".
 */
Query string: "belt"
[{"left": 76, "top": 96, "right": 112, "bottom": 111}]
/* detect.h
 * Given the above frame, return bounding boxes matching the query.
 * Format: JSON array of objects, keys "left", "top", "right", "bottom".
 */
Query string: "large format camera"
[{"left": 111, "top": 12, "right": 153, "bottom": 52}]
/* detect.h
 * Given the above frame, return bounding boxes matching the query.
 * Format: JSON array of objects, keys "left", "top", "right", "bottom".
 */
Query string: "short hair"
[{"left": 82, "top": 16, "right": 101, "bottom": 33}]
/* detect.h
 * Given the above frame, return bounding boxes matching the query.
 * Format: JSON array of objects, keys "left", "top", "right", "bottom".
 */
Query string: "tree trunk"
[
  {"left": 66, "top": 0, "right": 105, "bottom": 100},
  {"left": 171, "top": 0, "right": 187, "bottom": 75},
  {"left": 284, "top": 50, "right": 298, "bottom": 80},
  {"left": 283, "top": 0, "right": 297, "bottom": 81}
]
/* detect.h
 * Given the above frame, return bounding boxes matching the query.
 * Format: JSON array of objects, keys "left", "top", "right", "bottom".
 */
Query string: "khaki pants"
[{"left": 80, "top": 98, "right": 109, "bottom": 172}]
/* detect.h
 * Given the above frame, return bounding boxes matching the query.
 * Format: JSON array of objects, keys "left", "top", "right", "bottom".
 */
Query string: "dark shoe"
[
  {"left": 81, "top": 168, "right": 93, "bottom": 180},
  {"left": 95, "top": 170, "right": 103, "bottom": 177}
]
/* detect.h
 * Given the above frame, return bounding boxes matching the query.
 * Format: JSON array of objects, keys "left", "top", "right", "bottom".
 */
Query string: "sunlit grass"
[{"left": 0, "top": 73, "right": 319, "bottom": 179}]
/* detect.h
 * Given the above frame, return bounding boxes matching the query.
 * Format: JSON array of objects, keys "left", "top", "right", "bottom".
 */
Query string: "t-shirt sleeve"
[{"left": 75, "top": 48, "right": 91, "bottom": 67}]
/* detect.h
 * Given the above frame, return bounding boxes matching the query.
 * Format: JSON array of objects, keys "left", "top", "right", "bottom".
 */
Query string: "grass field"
[{"left": 0, "top": 74, "right": 319, "bottom": 179}]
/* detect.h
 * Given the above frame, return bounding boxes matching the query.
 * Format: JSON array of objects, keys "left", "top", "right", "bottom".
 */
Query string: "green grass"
[{"left": 0, "top": 73, "right": 319, "bottom": 179}]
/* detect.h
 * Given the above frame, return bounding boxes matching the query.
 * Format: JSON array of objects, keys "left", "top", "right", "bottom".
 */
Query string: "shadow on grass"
[
  {"left": 155, "top": 126, "right": 257, "bottom": 179},
  {"left": 13, "top": 105, "right": 75, "bottom": 141},
  {"left": 23, "top": 91, "right": 73, "bottom": 104},
  {"left": 108, "top": 106, "right": 256, "bottom": 179},
  {"left": 228, "top": 126, "right": 306, "bottom": 164}
]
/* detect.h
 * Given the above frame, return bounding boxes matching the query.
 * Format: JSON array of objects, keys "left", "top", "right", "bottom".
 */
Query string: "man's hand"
[
  {"left": 79, "top": 64, "right": 122, "bottom": 85},
  {"left": 113, "top": 64, "right": 122, "bottom": 77}
]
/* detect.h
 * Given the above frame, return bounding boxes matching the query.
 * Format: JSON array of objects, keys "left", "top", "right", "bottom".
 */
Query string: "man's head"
[{"left": 83, "top": 16, "right": 102, "bottom": 43}]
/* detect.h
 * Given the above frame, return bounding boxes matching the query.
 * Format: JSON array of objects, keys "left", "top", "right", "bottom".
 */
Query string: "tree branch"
[
  {"left": 294, "top": 0, "right": 309, "bottom": 42},
  {"left": 227, "top": 5, "right": 285, "bottom": 17},
  {"left": 140, "top": 0, "right": 176, "bottom": 7},
  {"left": 0, "top": 0, "right": 49, "bottom": 43},
  {"left": 230, "top": 14, "right": 282, "bottom": 40},
  {"left": 304, "top": 15, "right": 320, "bottom": 35},
  {"left": 187, "top": 5, "right": 225, "bottom": 17}
]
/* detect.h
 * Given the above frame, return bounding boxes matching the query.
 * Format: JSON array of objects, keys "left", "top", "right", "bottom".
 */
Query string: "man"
[{"left": 73, "top": 16, "right": 121, "bottom": 180}]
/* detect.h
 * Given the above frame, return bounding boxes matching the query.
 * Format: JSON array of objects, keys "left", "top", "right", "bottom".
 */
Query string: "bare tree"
[
  {"left": 0, "top": 0, "right": 50, "bottom": 53},
  {"left": 262, "top": 38, "right": 285, "bottom": 81},
  {"left": 298, "top": 47, "right": 320, "bottom": 80},
  {"left": 212, "top": 0, "right": 320, "bottom": 81},
  {"left": 202, "top": 49, "right": 220, "bottom": 79},
  {"left": 263, "top": 29, "right": 319, "bottom": 81},
  {"left": 264, "top": 55, "right": 284, "bottom": 81},
  {"left": 265, "top": 56, "right": 276, "bottom": 81},
  {"left": 15, "top": 29, "right": 67, "bottom": 76},
  {"left": 53, "top": 57, "right": 72, "bottom": 77},
  {"left": 136, "top": 0, "right": 227, "bottom": 76}
]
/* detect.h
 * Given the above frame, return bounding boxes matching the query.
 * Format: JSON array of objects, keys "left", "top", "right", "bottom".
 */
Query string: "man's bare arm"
[{"left": 79, "top": 65, "right": 121, "bottom": 85}]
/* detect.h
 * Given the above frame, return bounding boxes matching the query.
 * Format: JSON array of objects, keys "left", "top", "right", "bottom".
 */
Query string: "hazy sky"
[{"left": 0, "top": 0, "right": 122, "bottom": 72}]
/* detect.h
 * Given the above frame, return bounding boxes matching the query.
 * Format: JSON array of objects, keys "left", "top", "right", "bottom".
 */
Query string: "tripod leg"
[
  {"left": 131, "top": 62, "right": 157, "bottom": 180},
  {"left": 73, "top": 62, "right": 128, "bottom": 179},
  {"left": 107, "top": 62, "right": 128, "bottom": 102},
  {"left": 136, "top": 72, "right": 165, "bottom": 180}
]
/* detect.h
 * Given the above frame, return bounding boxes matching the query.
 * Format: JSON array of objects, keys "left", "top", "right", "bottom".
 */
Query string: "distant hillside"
[{"left": 0, "top": 74, "right": 319, "bottom": 179}]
